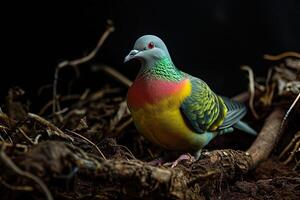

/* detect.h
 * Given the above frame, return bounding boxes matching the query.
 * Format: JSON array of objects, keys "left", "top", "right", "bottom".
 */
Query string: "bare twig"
[
  {"left": 113, "top": 118, "right": 133, "bottom": 137},
  {"left": 278, "top": 93, "right": 300, "bottom": 163},
  {"left": 0, "top": 141, "right": 28, "bottom": 152},
  {"left": 27, "top": 113, "right": 74, "bottom": 142},
  {"left": 0, "top": 177, "right": 33, "bottom": 191},
  {"left": 66, "top": 130, "right": 106, "bottom": 160},
  {"left": 264, "top": 51, "right": 300, "bottom": 61},
  {"left": 65, "top": 22, "right": 115, "bottom": 67},
  {"left": 294, "top": 158, "right": 300, "bottom": 170},
  {"left": 0, "top": 146, "right": 53, "bottom": 200},
  {"left": 241, "top": 65, "right": 260, "bottom": 119},
  {"left": 0, "top": 112, "right": 11, "bottom": 126},
  {"left": 34, "top": 134, "right": 42, "bottom": 144},
  {"left": 39, "top": 95, "right": 81, "bottom": 115},
  {"left": 93, "top": 65, "right": 133, "bottom": 87},
  {"left": 53, "top": 66, "right": 62, "bottom": 114},
  {"left": 18, "top": 128, "right": 35, "bottom": 145},
  {"left": 0, "top": 125, "right": 8, "bottom": 131},
  {"left": 53, "top": 20, "right": 115, "bottom": 114},
  {"left": 109, "top": 101, "right": 130, "bottom": 131},
  {"left": 279, "top": 131, "right": 300, "bottom": 165},
  {"left": 110, "top": 142, "right": 136, "bottom": 159},
  {"left": 261, "top": 68, "right": 275, "bottom": 106},
  {"left": 280, "top": 92, "right": 300, "bottom": 131}
]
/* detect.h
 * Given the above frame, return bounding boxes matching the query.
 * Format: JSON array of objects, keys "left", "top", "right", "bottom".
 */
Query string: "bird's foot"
[{"left": 164, "top": 153, "right": 196, "bottom": 168}]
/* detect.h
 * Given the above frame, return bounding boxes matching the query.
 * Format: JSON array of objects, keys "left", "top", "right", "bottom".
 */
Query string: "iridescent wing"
[{"left": 181, "top": 75, "right": 246, "bottom": 133}]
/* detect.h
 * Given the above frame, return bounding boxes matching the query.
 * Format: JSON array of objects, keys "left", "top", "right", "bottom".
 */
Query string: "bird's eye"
[{"left": 147, "top": 42, "right": 155, "bottom": 49}]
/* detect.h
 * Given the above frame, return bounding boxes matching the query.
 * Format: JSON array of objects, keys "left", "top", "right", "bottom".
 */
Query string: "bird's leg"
[
  {"left": 171, "top": 154, "right": 195, "bottom": 168},
  {"left": 149, "top": 151, "right": 196, "bottom": 167},
  {"left": 163, "top": 153, "right": 197, "bottom": 168},
  {"left": 194, "top": 149, "right": 202, "bottom": 160},
  {"left": 148, "top": 152, "right": 175, "bottom": 166}
]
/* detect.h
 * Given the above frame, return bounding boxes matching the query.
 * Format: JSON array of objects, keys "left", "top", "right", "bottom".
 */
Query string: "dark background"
[{"left": 3, "top": 0, "right": 300, "bottom": 107}]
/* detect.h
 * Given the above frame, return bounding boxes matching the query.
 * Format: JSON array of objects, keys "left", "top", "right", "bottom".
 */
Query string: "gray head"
[{"left": 124, "top": 35, "right": 172, "bottom": 66}]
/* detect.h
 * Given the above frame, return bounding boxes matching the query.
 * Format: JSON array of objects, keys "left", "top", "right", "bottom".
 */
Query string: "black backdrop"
[{"left": 3, "top": 0, "right": 300, "bottom": 104}]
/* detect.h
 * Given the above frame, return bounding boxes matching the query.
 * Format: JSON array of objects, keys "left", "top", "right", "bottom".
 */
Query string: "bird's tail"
[{"left": 233, "top": 121, "right": 257, "bottom": 135}]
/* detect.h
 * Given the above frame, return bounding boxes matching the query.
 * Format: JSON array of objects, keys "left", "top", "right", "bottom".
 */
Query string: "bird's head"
[{"left": 124, "top": 35, "right": 171, "bottom": 66}]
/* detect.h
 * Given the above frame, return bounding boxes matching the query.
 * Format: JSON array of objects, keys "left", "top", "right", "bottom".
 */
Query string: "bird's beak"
[{"left": 124, "top": 49, "right": 140, "bottom": 63}]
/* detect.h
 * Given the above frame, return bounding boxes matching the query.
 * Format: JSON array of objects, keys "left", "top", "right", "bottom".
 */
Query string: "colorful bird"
[{"left": 124, "top": 35, "right": 257, "bottom": 167}]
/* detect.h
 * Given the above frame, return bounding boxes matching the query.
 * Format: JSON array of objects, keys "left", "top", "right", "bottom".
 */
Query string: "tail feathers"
[{"left": 233, "top": 121, "right": 257, "bottom": 136}]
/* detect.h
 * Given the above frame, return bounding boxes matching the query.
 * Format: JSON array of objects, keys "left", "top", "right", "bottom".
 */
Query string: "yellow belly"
[
  {"left": 131, "top": 97, "right": 203, "bottom": 151},
  {"left": 128, "top": 78, "right": 209, "bottom": 151}
]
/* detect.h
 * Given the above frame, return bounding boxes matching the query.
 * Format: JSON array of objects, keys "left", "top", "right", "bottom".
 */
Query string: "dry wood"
[
  {"left": 11, "top": 104, "right": 287, "bottom": 199},
  {"left": 0, "top": 146, "right": 53, "bottom": 200},
  {"left": 247, "top": 108, "right": 285, "bottom": 167}
]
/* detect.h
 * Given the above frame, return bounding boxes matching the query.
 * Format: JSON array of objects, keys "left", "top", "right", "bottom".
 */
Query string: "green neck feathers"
[{"left": 138, "top": 57, "right": 184, "bottom": 81}]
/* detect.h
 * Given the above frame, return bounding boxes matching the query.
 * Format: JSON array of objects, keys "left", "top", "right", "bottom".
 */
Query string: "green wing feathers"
[
  {"left": 181, "top": 75, "right": 248, "bottom": 133},
  {"left": 180, "top": 76, "right": 227, "bottom": 132}
]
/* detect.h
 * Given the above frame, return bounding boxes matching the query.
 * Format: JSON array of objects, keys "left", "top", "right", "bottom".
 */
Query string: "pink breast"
[{"left": 127, "top": 78, "right": 187, "bottom": 108}]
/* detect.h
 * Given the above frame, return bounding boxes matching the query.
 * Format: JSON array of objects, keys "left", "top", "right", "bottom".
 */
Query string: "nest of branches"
[{"left": 0, "top": 23, "right": 299, "bottom": 200}]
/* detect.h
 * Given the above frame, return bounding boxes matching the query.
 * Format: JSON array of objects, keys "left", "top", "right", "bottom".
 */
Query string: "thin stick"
[
  {"left": 279, "top": 131, "right": 300, "bottom": 160},
  {"left": 34, "top": 134, "right": 42, "bottom": 144},
  {"left": 0, "top": 134, "right": 5, "bottom": 141},
  {"left": 264, "top": 68, "right": 274, "bottom": 106},
  {"left": 0, "top": 112, "right": 11, "bottom": 126},
  {"left": 0, "top": 177, "right": 33, "bottom": 191},
  {"left": 39, "top": 95, "right": 81, "bottom": 115},
  {"left": 0, "top": 141, "right": 28, "bottom": 152},
  {"left": 282, "top": 133, "right": 300, "bottom": 165},
  {"left": 28, "top": 113, "right": 74, "bottom": 142},
  {"left": 18, "top": 128, "right": 35, "bottom": 145},
  {"left": 53, "top": 20, "right": 115, "bottom": 113},
  {"left": 0, "top": 125, "right": 8, "bottom": 130},
  {"left": 264, "top": 52, "right": 300, "bottom": 61},
  {"left": 53, "top": 66, "right": 61, "bottom": 114},
  {"left": 0, "top": 147, "right": 53, "bottom": 200},
  {"left": 94, "top": 65, "right": 133, "bottom": 87},
  {"left": 3, "top": 129, "right": 13, "bottom": 144},
  {"left": 68, "top": 22, "right": 114, "bottom": 67},
  {"left": 111, "top": 143, "right": 136, "bottom": 159},
  {"left": 280, "top": 92, "right": 300, "bottom": 131},
  {"left": 241, "top": 65, "right": 260, "bottom": 119},
  {"left": 278, "top": 93, "right": 300, "bottom": 160},
  {"left": 293, "top": 158, "right": 300, "bottom": 170},
  {"left": 113, "top": 118, "right": 133, "bottom": 137},
  {"left": 66, "top": 130, "right": 107, "bottom": 160}
]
